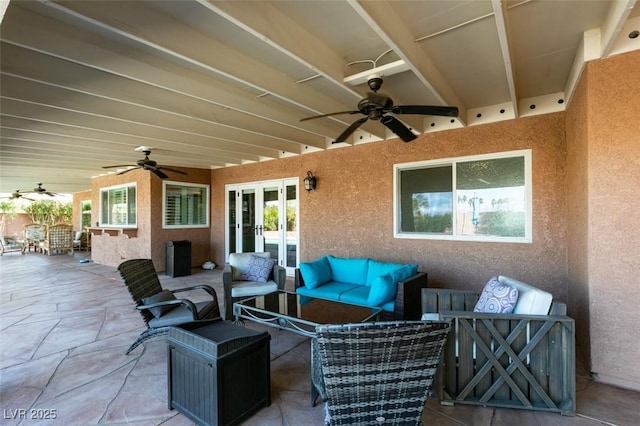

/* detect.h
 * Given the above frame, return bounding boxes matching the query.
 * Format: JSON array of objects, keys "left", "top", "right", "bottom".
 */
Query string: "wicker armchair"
[
  {"left": 118, "top": 259, "right": 221, "bottom": 355},
  {"left": 314, "top": 321, "right": 451, "bottom": 425},
  {"left": 40, "top": 224, "right": 73, "bottom": 255},
  {"left": 0, "top": 236, "right": 24, "bottom": 255},
  {"left": 23, "top": 223, "right": 47, "bottom": 253}
]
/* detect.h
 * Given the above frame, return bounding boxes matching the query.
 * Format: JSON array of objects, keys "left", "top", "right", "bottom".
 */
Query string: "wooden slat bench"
[{"left": 422, "top": 288, "right": 575, "bottom": 416}]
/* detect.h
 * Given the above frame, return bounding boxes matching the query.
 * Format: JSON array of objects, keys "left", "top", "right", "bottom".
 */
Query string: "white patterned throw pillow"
[
  {"left": 474, "top": 276, "right": 519, "bottom": 314},
  {"left": 238, "top": 254, "right": 275, "bottom": 282}
]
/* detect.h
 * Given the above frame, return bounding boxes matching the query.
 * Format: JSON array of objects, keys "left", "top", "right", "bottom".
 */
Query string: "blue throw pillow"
[
  {"left": 238, "top": 254, "right": 275, "bottom": 283},
  {"left": 367, "top": 265, "right": 417, "bottom": 306},
  {"left": 327, "top": 255, "right": 369, "bottom": 284},
  {"left": 474, "top": 276, "right": 519, "bottom": 313},
  {"left": 368, "top": 274, "right": 396, "bottom": 306},
  {"left": 299, "top": 256, "right": 332, "bottom": 289}
]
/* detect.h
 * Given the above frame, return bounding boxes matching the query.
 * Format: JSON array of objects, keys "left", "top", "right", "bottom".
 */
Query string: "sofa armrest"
[
  {"left": 273, "top": 264, "right": 286, "bottom": 290},
  {"left": 393, "top": 272, "right": 428, "bottom": 320},
  {"left": 222, "top": 263, "right": 233, "bottom": 320},
  {"left": 294, "top": 268, "right": 305, "bottom": 289}
]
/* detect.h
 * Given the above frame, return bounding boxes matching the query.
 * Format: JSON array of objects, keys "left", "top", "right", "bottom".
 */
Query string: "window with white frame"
[
  {"left": 163, "top": 182, "right": 209, "bottom": 228},
  {"left": 100, "top": 184, "right": 136, "bottom": 227},
  {"left": 394, "top": 150, "right": 532, "bottom": 243}
]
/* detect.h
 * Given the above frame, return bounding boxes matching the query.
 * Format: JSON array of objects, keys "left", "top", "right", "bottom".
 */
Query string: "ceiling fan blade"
[
  {"left": 103, "top": 164, "right": 136, "bottom": 169},
  {"left": 116, "top": 167, "right": 138, "bottom": 175},
  {"left": 300, "top": 110, "right": 360, "bottom": 122},
  {"left": 333, "top": 117, "right": 369, "bottom": 144},
  {"left": 380, "top": 115, "right": 417, "bottom": 143},
  {"left": 158, "top": 167, "right": 188, "bottom": 175},
  {"left": 150, "top": 168, "right": 169, "bottom": 179},
  {"left": 392, "top": 105, "right": 459, "bottom": 117}
]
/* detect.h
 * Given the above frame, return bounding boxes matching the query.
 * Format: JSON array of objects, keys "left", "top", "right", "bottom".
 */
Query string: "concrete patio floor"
[{"left": 1, "top": 252, "right": 638, "bottom": 425}]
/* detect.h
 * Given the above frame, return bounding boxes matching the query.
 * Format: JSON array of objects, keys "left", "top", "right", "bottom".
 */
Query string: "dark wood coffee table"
[{"left": 233, "top": 290, "right": 382, "bottom": 406}]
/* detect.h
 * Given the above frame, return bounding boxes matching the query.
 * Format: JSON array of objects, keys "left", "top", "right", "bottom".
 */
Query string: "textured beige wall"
[
  {"left": 72, "top": 189, "right": 91, "bottom": 230},
  {"left": 211, "top": 113, "right": 568, "bottom": 300},
  {"left": 565, "top": 60, "right": 592, "bottom": 368},
  {"left": 583, "top": 50, "right": 640, "bottom": 390},
  {"left": 89, "top": 167, "right": 211, "bottom": 271}
]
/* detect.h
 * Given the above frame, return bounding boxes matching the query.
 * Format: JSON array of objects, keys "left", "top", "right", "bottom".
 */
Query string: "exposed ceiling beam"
[
  {"left": 199, "top": 0, "right": 386, "bottom": 140},
  {"left": 601, "top": 0, "right": 637, "bottom": 56},
  {"left": 492, "top": 0, "right": 518, "bottom": 117}
]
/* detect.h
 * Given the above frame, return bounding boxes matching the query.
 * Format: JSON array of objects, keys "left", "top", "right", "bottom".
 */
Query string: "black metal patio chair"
[
  {"left": 314, "top": 320, "right": 450, "bottom": 426},
  {"left": 118, "top": 259, "right": 221, "bottom": 354}
]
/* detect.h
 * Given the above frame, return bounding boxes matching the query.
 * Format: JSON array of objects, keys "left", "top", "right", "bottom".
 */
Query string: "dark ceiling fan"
[
  {"left": 1, "top": 189, "right": 35, "bottom": 201},
  {"left": 31, "top": 182, "right": 56, "bottom": 197},
  {"left": 102, "top": 147, "right": 187, "bottom": 179},
  {"left": 300, "top": 74, "right": 458, "bottom": 143}
]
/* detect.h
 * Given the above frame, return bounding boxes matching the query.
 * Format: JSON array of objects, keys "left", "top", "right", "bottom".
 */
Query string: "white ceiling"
[{"left": 1, "top": 0, "right": 639, "bottom": 195}]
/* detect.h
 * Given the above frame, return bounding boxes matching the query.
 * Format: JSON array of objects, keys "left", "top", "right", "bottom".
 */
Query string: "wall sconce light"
[{"left": 304, "top": 171, "right": 317, "bottom": 192}]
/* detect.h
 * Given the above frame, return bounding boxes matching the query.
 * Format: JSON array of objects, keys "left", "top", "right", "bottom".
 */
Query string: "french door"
[{"left": 226, "top": 179, "right": 299, "bottom": 275}]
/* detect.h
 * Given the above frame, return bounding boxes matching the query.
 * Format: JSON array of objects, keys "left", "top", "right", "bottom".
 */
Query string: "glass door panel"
[
  {"left": 262, "top": 185, "right": 280, "bottom": 263},
  {"left": 241, "top": 188, "right": 256, "bottom": 252},
  {"left": 227, "top": 190, "right": 236, "bottom": 254},
  {"left": 226, "top": 180, "right": 300, "bottom": 274},
  {"left": 285, "top": 183, "right": 298, "bottom": 274}
]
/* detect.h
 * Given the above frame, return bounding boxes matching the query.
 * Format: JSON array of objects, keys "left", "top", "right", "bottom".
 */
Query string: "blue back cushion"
[
  {"left": 299, "top": 256, "right": 332, "bottom": 289},
  {"left": 327, "top": 255, "right": 369, "bottom": 284},
  {"left": 366, "top": 260, "right": 412, "bottom": 285}
]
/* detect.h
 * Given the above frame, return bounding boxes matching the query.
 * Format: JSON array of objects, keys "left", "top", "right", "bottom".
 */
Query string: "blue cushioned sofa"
[{"left": 294, "top": 255, "right": 428, "bottom": 320}]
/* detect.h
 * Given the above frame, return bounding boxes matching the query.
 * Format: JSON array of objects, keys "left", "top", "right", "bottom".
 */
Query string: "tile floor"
[{"left": 1, "top": 252, "right": 639, "bottom": 425}]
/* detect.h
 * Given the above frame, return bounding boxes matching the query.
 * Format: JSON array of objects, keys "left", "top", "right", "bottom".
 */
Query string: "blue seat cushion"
[
  {"left": 296, "top": 281, "right": 359, "bottom": 302},
  {"left": 339, "top": 286, "right": 371, "bottom": 307},
  {"left": 327, "top": 255, "right": 369, "bottom": 285},
  {"left": 380, "top": 300, "right": 395, "bottom": 313},
  {"left": 299, "top": 256, "right": 332, "bottom": 289}
]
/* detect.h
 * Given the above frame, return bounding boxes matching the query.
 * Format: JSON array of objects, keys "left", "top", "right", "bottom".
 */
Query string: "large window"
[
  {"left": 100, "top": 184, "right": 136, "bottom": 227},
  {"left": 394, "top": 150, "right": 531, "bottom": 243},
  {"left": 163, "top": 182, "right": 209, "bottom": 228}
]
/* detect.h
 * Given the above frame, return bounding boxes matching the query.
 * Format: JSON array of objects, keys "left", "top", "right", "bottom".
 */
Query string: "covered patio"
[{"left": 1, "top": 252, "right": 638, "bottom": 425}]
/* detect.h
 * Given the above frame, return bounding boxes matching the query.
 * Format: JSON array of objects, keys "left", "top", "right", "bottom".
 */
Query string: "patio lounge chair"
[
  {"left": 421, "top": 279, "right": 576, "bottom": 415},
  {"left": 40, "top": 223, "right": 74, "bottom": 255},
  {"left": 118, "top": 259, "right": 221, "bottom": 355},
  {"left": 0, "top": 236, "right": 24, "bottom": 255},
  {"left": 222, "top": 252, "right": 286, "bottom": 320},
  {"left": 23, "top": 223, "right": 47, "bottom": 253},
  {"left": 314, "top": 321, "right": 451, "bottom": 425}
]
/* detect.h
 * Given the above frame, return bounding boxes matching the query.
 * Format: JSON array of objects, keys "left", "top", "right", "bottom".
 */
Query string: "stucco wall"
[
  {"left": 565, "top": 59, "right": 592, "bottom": 369},
  {"left": 89, "top": 167, "right": 211, "bottom": 271},
  {"left": 583, "top": 50, "right": 640, "bottom": 390},
  {"left": 211, "top": 112, "right": 568, "bottom": 301},
  {"left": 72, "top": 189, "right": 92, "bottom": 230},
  {"left": 2, "top": 213, "right": 31, "bottom": 239}
]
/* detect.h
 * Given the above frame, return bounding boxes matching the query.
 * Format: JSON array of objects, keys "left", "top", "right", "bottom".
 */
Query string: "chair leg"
[{"left": 125, "top": 327, "right": 170, "bottom": 355}]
